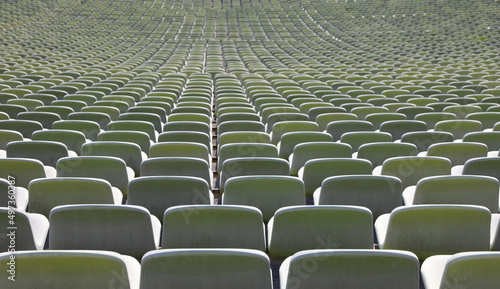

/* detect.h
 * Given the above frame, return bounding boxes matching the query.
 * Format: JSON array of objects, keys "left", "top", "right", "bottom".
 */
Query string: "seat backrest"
[
  {"left": 400, "top": 131, "right": 454, "bottom": 152},
  {"left": 28, "top": 177, "right": 115, "bottom": 217},
  {"left": 317, "top": 175, "right": 403, "bottom": 219},
  {"left": 268, "top": 206, "right": 373, "bottom": 260},
  {"left": 422, "top": 252, "right": 500, "bottom": 289},
  {"left": 32, "top": 129, "right": 86, "bottom": 155},
  {"left": 162, "top": 205, "right": 266, "bottom": 251},
  {"left": 220, "top": 157, "right": 290, "bottom": 192},
  {"left": 412, "top": 175, "right": 499, "bottom": 212},
  {"left": 49, "top": 204, "right": 159, "bottom": 259},
  {"left": 340, "top": 131, "right": 392, "bottom": 151},
  {"left": 357, "top": 142, "right": 418, "bottom": 168},
  {"left": 278, "top": 131, "right": 332, "bottom": 159},
  {"left": 290, "top": 142, "right": 352, "bottom": 176},
  {"left": 223, "top": 176, "right": 305, "bottom": 222},
  {"left": 270, "top": 121, "right": 319, "bottom": 144},
  {"left": 56, "top": 156, "right": 130, "bottom": 197},
  {"left": 376, "top": 205, "right": 491, "bottom": 260},
  {"left": 462, "top": 157, "right": 500, "bottom": 182},
  {"left": 301, "top": 158, "right": 373, "bottom": 197},
  {"left": 381, "top": 156, "right": 452, "bottom": 189},
  {"left": 0, "top": 250, "right": 141, "bottom": 289},
  {"left": 0, "top": 158, "right": 46, "bottom": 188},
  {"left": 127, "top": 176, "right": 212, "bottom": 221},
  {"left": 0, "top": 207, "right": 47, "bottom": 251},
  {"left": 140, "top": 249, "right": 272, "bottom": 289},
  {"left": 426, "top": 142, "right": 488, "bottom": 166},
  {"left": 218, "top": 143, "right": 278, "bottom": 173},
  {"left": 280, "top": 249, "right": 419, "bottom": 289},
  {"left": 7, "top": 140, "right": 69, "bottom": 167},
  {"left": 0, "top": 120, "right": 43, "bottom": 138},
  {"left": 81, "top": 141, "right": 144, "bottom": 176}
]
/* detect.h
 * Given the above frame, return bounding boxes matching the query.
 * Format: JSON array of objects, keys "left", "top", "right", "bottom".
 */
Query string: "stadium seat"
[
  {"left": 268, "top": 205, "right": 373, "bottom": 261},
  {"left": 162, "top": 205, "right": 266, "bottom": 251},
  {"left": 0, "top": 207, "right": 48, "bottom": 251},
  {"left": 421, "top": 252, "right": 500, "bottom": 289},
  {"left": 127, "top": 176, "right": 213, "bottom": 221},
  {"left": 140, "top": 249, "right": 272, "bottom": 289},
  {"left": 0, "top": 250, "right": 141, "bottom": 289},
  {"left": 49, "top": 204, "right": 160, "bottom": 259},
  {"left": 222, "top": 176, "right": 305, "bottom": 222},
  {"left": 280, "top": 249, "right": 419, "bottom": 289},
  {"left": 375, "top": 205, "right": 491, "bottom": 260},
  {"left": 314, "top": 175, "right": 403, "bottom": 219}
]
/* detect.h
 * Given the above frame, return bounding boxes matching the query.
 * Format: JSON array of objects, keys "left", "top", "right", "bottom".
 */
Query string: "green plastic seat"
[
  {"left": 56, "top": 156, "right": 133, "bottom": 197},
  {"left": 0, "top": 250, "right": 141, "bottom": 289},
  {"left": 434, "top": 119, "right": 483, "bottom": 139},
  {"left": 140, "top": 157, "right": 212, "bottom": 189},
  {"left": 289, "top": 142, "right": 352, "bottom": 176},
  {"left": 218, "top": 143, "right": 278, "bottom": 174},
  {"left": 140, "top": 249, "right": 272, "bottom": 289},
  {"left": 340, "top": 131, "right": 393, "bottom": 152},
  {"left": 222, "top": 176, "right": 305, "bottom": 222},
  {"left": 280, "top": 249, "right": 419, "bottom": 289},
  {"left": 422, "top": 252, "right": 500, "bottom": 289},
  {"left": 162, "top": 205, "right": 266, "bottom": 251},
  {"left": 0, "top": 207, "right": 48, "bottom": 251},
  {"left": 268, "top": 205, "right": 373, "bottom": 261},
  {"left": 0, "top": 119, "right": 43, "bottom": 138},
  {"left": 28, "top": 177, "right": 120, "bottom": 218},
  {"left": 375, "top": 205, "right": 490, "bottom": 260},
  {"left": 357, "top": 142, "right": 418, "bottom": 168},
  {"left": 300, "top": 158, "right": 372, "bottom": 197},
  {"left": 49, "top": 204, "right": 160, "bottom": 260},
  {"left": 314, "top": 175, "right": 403, "bottom": 219},
  {"left": 127, "top": 176, "right": 213, "bottom": 221},
  {"left": 403, "top": 175, "right": 499, "bottom": 212}
]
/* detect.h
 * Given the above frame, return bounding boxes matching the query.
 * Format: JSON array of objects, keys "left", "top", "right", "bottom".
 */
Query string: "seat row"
[{"left": 1, "top": 248, "right": 499, "bottom": 289}]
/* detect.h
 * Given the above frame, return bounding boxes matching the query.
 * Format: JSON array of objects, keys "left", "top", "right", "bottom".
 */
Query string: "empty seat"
[
  {"left": 340, "top": 131, "right": 393, "bottom": 152},
  {"left": 97, "top": 131, "right": 152, "bottom": 155},
  {"left": 379, "top": 120, "right": 428, "bottom": 141},
  {"left": 0, "top": 250, "right": 141, "bottom": 289},
  {"left": 0, "top": 120, "right": 43, "bottom": 139},
  {"left": 52, "top": 120, "right": 101, "bottom": 141},
  {"left": 403, "top": 175, "right": 499, "bottom": 212},
  {"left": 127, "top": 176, "right": 213, "bottom": 221},
  {"left": 268, "top": 206, "right": 374, "bottom": 261},
  {"left": 32, "top": 129, "right": 86, "bottom": 155},
  {"left": 462, "top": 157, "right": 500, "bottom": 182},
  {"left": 218, "top": 143, "right": 278, "bottom": 173},
  {"left": 141, "top": 157, "right": 212, "bottom": 188},
  {"left": 325, "top": 120, "right": 374, "bottom": 141},
  {"left": 300, "top": 158, "right": 372, "bottom": 197},
  {"left": 421, "top": 252, "right": 500, "bottom": 289},
  {"left": 270, "top": 121, "right": 319, "bottom": 145},
  {"left": 222, "top": 176, "right": 305, "bottom": 222},
  {"left": 378, "top": 156, "right": 452, "bottom": 190},
  {"left": 375, "top": 205, "right": 491, "bottom": 260},
  {"left": 56, "top": 156, "right": 133, "bottom": 197},
  {"left": 434, "top": 119, "right": 482, "bottom": 139},
  {"left": 140, "top": 249, "right": 272, "bottom": 289},
  {"left": 220, "top": 157, "right": 290, "bottom": 192},
  {"left": 6, "top": 141, "right": 70, "bottom": 175},
  {"left": 401, "top": 131, "right": 454, "bottom": 152},
  {"left": 0, "top": 207, "right": 48, "bottom": 251},
  {"left": 49, "top": 204, "right": 160, "bottom": 259},
  {"left": 278, "top": 131, "right": 332, "bottom": 159},
  {"left": 425, "top": 142, "right": 488, "bottom": 173},
  {"left": 28, "top": 177, "right": 121, "bottom": 217},
  {"left": 314, "top": 175, "right": 403, "bottom": 219},
  {"left": 162, "top": 205, "right": 266, "bottom": 251},
  {"left": 81, "top": 141, "right": 145, "bottom": 176},
  {"left": 280, "top": 249, "right": 419, "bottom": 289},
  {"left": 289, "top": 142, "right": 352, "bottom": 176}
]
